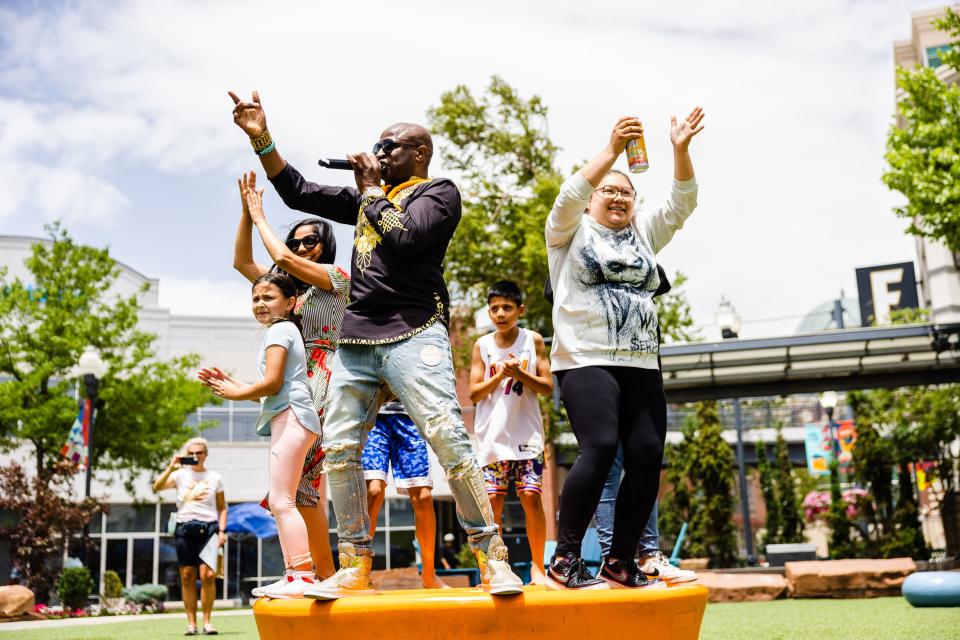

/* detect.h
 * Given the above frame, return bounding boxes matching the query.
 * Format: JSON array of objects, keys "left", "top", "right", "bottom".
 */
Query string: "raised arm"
[
  {"left": 198, "top": 347, "right": 287, "bottom": 401},
  {"left": 152, "top": 455, "right": 181, "bottom": 492},
  {"left": 671, "top": 106, "right": 704, "bottom": 181},
  {"left": 229, "top": 90, "right": 287, "bottom": 178},
  {"left": 233, "top": 173, "right": 271, "bottom": 282},
  {"left": 229, "top": 89, "right": 358, "bottom": 225},
  {"left": 545, "top": 118, "right": 644, "bottom": 249},
  {"left": 643, "top": 107, "right": 705, "bottom": 253},
  {"left": 241, "top": 172, "right": 336, "bottom": 291}
]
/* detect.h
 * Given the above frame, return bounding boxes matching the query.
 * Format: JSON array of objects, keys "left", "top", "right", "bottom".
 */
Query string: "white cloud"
[
  {"left": 157, "top": 276, "right": 253, "bottom": 318},
  {"left": 0, "top": 0, "right": 946, "bottom": 336}
]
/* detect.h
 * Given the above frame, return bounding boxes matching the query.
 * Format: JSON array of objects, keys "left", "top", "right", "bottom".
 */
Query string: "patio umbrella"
[{"left": 225, "top": 502, "right": 277, "bottom": 539}]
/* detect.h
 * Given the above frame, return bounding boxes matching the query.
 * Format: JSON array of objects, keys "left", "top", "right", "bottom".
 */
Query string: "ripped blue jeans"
[{"left": 322, "top": 322, "right": 499, "bottom": 556}]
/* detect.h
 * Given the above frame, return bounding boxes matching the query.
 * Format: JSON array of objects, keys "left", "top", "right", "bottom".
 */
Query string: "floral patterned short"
[{"left": 482, "top": 454, "right": 544, "bottom": 496}]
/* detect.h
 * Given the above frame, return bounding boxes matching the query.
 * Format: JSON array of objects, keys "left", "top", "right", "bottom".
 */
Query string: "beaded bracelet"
[
  {"left": 250, "top": 129, "right": 273, "bottom": 154},
  {"left": 257, "top": 141, "right": 276, "bottom": 156}
]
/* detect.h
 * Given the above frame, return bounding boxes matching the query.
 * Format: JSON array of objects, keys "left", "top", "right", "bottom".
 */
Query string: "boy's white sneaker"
[{"left": 639, "top": 552, "right": 698, "bottom": 584}]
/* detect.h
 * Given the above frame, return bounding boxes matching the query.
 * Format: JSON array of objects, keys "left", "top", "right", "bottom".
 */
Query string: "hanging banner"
[
  {"left": 804, "top": 422, "right": 833, "bottom": 476},
  {"left": 61, "top": 398, "right": 91, "bottom": 469},
  {"left": 836, "top": 419, "right": 857, "bottom": 472}
]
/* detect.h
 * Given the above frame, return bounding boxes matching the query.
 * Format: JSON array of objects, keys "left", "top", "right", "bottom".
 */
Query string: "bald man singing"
[{"left": 229, "top": 91, "right": 523, "bottom": 599}]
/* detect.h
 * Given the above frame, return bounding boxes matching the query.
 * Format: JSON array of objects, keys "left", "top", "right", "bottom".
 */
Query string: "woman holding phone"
[{"left": 153, "top": 437, "right": 226, "bottom": 635}]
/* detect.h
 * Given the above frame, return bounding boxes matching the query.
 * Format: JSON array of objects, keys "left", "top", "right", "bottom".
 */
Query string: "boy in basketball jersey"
[{"left": 468, "top": 281, "right": 553, "bottom": 585}]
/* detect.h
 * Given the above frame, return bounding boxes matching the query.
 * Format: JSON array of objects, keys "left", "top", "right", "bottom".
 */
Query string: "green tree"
[
  {"left": 773, "top": 427, "right": 805, "bottom": 543},
  {"left": 661, "top": 401, "right": 738, "bottom": 567},
  {"left": 428, "top": 76, "right": 560, "bottom": 334},
  {"left": 428, "top": 76, "right": 699, "bottom": 342},
  {"left": 884, "top": 8, "right": 960, "bottom": 252},
  {"left": 754, "top": 440, "right": 782, "bottom": 551},
  {"left": 0, "top": 224, "right": 211, "bottom": 491}
]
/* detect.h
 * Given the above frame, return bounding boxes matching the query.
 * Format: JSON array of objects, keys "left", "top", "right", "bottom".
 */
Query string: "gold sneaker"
[
  {"left": 475, "top": 535, "right": 523, "bottom": 595},
  {"left": 304, "top": 543, "right": 375, "bottom": 600}
]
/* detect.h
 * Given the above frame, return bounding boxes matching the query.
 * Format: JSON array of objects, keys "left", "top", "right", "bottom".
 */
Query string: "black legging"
[{"left": 555, "top": 366, "right": 666, "bottom": 561}]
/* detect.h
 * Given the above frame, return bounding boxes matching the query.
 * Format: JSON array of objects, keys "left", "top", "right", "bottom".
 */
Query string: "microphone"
[{"left": 317, "top": 158, "right": 353, "bottom": 170}]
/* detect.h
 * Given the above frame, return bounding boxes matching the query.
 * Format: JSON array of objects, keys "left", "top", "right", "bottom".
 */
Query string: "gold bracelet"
[{"left": 250, "top": 130, "right": 273, "bottom": 153}]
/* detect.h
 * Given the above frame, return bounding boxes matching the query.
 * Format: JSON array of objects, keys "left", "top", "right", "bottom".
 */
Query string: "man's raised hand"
[{"left": 228, "top": 90, "right": 267, "bottom": 138}]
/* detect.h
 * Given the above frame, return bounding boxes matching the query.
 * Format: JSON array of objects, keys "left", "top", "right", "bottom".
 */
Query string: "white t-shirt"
[
  {"left": 545, "top": 172, "right": 698, "bottom": 372},
  {"left": 172, "top": 468, "right": 224, "bottom": 523},
  {"left": 473, "top": 329, "right": 544, "bottom": 466}
]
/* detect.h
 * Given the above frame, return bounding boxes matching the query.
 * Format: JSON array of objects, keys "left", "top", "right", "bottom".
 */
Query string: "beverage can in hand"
[{"left": 625, "top": 135, "right": 649, "bottom": 174}]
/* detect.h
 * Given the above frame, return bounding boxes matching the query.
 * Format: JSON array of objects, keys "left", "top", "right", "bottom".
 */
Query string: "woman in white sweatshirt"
[{"left": 544, "top": 109, "right": 704, "bottom": 590}]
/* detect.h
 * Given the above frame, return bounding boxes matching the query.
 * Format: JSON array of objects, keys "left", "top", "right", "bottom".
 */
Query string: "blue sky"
[{"left": 0, "top": 0, "right": 943, "bottom": 337}]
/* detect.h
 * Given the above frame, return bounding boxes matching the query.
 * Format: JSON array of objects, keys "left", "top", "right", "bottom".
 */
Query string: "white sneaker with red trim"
[
  {"left": 251, "top": 571, "right": 289, "bottom": 598},
  {"left": 262, "top": 572, "right": 316, "bottom": 599}
]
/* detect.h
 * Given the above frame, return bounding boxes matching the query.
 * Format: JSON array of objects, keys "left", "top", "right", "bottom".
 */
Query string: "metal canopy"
[{"left": 661, "top": 323, "right": 960, "bottom": 402}]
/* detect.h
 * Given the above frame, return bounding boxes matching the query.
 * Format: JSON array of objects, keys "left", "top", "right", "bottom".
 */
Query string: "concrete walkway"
[{"left": 0, "top": 607, "right": 252, "bottom": 632}]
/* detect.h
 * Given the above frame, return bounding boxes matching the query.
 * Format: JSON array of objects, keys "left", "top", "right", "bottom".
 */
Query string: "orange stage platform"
[{"left": 253, "top": 583, "right": 709, "bottom": 640}]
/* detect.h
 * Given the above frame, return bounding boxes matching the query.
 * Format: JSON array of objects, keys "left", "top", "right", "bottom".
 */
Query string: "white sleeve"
[
  {"left": 545, "top": 172, "right": 594, "bottom": 249},
  {"left": 264, "top": 322, "right": 297, "bottom": 350},
  {"left": 641, "top": 178, "right": 698, "bottom": 254}
]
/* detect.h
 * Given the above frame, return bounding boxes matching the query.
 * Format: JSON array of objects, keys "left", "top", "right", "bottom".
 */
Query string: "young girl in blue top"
[{"left": 199, "top": 273, "right": 321, "bottom": 599}]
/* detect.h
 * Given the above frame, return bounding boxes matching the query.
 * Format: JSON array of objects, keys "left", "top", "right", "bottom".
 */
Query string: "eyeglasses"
[
  {"left": 285, "top": 234, "right": 321, "bottom": 252},
  {"left": 372, "top": 138, "right": 420, "bottom": 155},
  {"left": 595, "top": 185, "right": 636, "bottom": 200}
]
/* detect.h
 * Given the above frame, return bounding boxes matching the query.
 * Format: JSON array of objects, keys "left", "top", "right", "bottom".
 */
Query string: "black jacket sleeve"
[{"left": 269, "top": 163, "right": 359, "bottom": 226}]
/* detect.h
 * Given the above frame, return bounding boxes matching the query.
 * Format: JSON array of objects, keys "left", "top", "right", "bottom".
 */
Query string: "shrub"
[
  {"left": 123, "top": 583, "right": 168, "bottom": 606},
  {"left": 55, "top": 567, "right": 94, "bottom": 610},
  {"left": 102, "top": 570, "right": 123, "bottom": 598}
]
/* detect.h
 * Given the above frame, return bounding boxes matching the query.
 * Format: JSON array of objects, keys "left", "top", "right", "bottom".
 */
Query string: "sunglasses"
[
  {"left": 372, "top": 138, "right": 420, "bottom": 155},
  {"left": 187, "top": 450, "right": 205, "bottom": 456},
  {"left": 285, "top": 234, "right": 321, "bottom": 252}
]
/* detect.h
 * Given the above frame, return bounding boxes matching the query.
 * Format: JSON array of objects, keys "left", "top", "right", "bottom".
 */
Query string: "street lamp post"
[
  {"left": 76, "top": 346, "right": 108, "bottom": 500},
  {"left": 75, "top": 347, "right": 107, "bottom": 571},
  {"left": 717, "top": 298, "right": 754, "bottom": 564}
]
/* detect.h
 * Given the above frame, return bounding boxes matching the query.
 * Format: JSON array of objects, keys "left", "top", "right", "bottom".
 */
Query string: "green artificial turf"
[
  {"left": 699, "top": 597, "right": 960, "bottom": 640},
  {"left": 5, "top": 597, "right": 958, "bottom": 640}
]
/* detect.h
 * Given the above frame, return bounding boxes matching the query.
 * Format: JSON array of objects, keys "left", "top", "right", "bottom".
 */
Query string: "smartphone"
[
  {"left": 179, "top": 456, "right": 199, "bottom": 466},
  {"left": 317, "top": 158, "right": 353, "bottom": 170}
]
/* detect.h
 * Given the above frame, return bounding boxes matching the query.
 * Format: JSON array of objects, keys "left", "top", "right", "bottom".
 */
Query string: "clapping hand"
[
  {"left": 238, "top": 171, "right": 266, "bottom": 224},
  {"left": 198, "top": 367, "right": 244, "bottom": 400},
  {"left": 228, "top": 90, "right": 267, "bottom": 138},
  {"left": 501, "top": 353, "right": 522, "bottom": 377},
  {"left": 670, "top": 107, "right": 705, "bottom": 151}
]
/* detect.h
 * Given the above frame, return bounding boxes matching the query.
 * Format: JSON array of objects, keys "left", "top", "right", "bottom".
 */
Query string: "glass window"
[
  {"left": 160, "top": 503, "right": 178, "bottom": 536},
  {"left": 260, "top": 537, "right": 284, "bottom": 578},
  {"left": 387, "top": 498, "right": 414, "bottom": 527},
  {"left": 69, "top": 537, "right": 100, "bottom": 591},
  {"left": 106, "top": 504, "right": 156, "bottom": 533},
  {"left": 387, "top": 530, "right": 416, "bottom": 569},
  {"left": 231, "top": 410, "right": 261, "bottom": 441},
  {"left": 226, "top": 534, "right": 258, "bottom": 599},
  {"left": 927, "top": 45, "right": 952, "bottom": 68},
  {"left": 105, "top": 539, "right": 128, "bottom": 586},
  {"left": 88, "top": 510, "right": 103, "bottom": 534},
  {"left": 200, "top": 410, "right": 231, "bottom": 441},
  {"left": 372, "top": 532, "right": 386, "bottom": 571},
  {"left": 158, "top": 537, "right": 181, "bottom": 601},
  {"left": 132, "top": 539, "right": 154, "bottom": 586}
]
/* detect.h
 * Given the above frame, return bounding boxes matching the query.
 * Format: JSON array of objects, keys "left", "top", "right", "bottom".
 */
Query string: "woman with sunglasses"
[
  {"left": 233, "top": 171, "right": 349, "bottom": 589},
  {"left": 153, "top": 438, "right": 226, "bottom": 635},
  {"left": 545, "top": 109, "right": 705, "bottom": 590}
]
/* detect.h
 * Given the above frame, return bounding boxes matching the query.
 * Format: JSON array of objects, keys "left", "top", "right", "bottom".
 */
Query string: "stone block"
[
  {"left": 697, "top": 571, "right": 787, "bottom": 603},
  {"left": 785, "top": 558, "right": 917, "bottom": 598}
]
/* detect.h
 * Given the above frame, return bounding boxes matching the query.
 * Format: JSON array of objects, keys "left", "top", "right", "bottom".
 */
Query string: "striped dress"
[{"left": 295, "top": 264, "right": 350, "bottom": 506}]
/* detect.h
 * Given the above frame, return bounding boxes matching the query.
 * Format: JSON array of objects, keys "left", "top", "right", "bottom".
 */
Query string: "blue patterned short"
[{"left": 362, "top": 413, "right": 432, "bottom": 493}]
